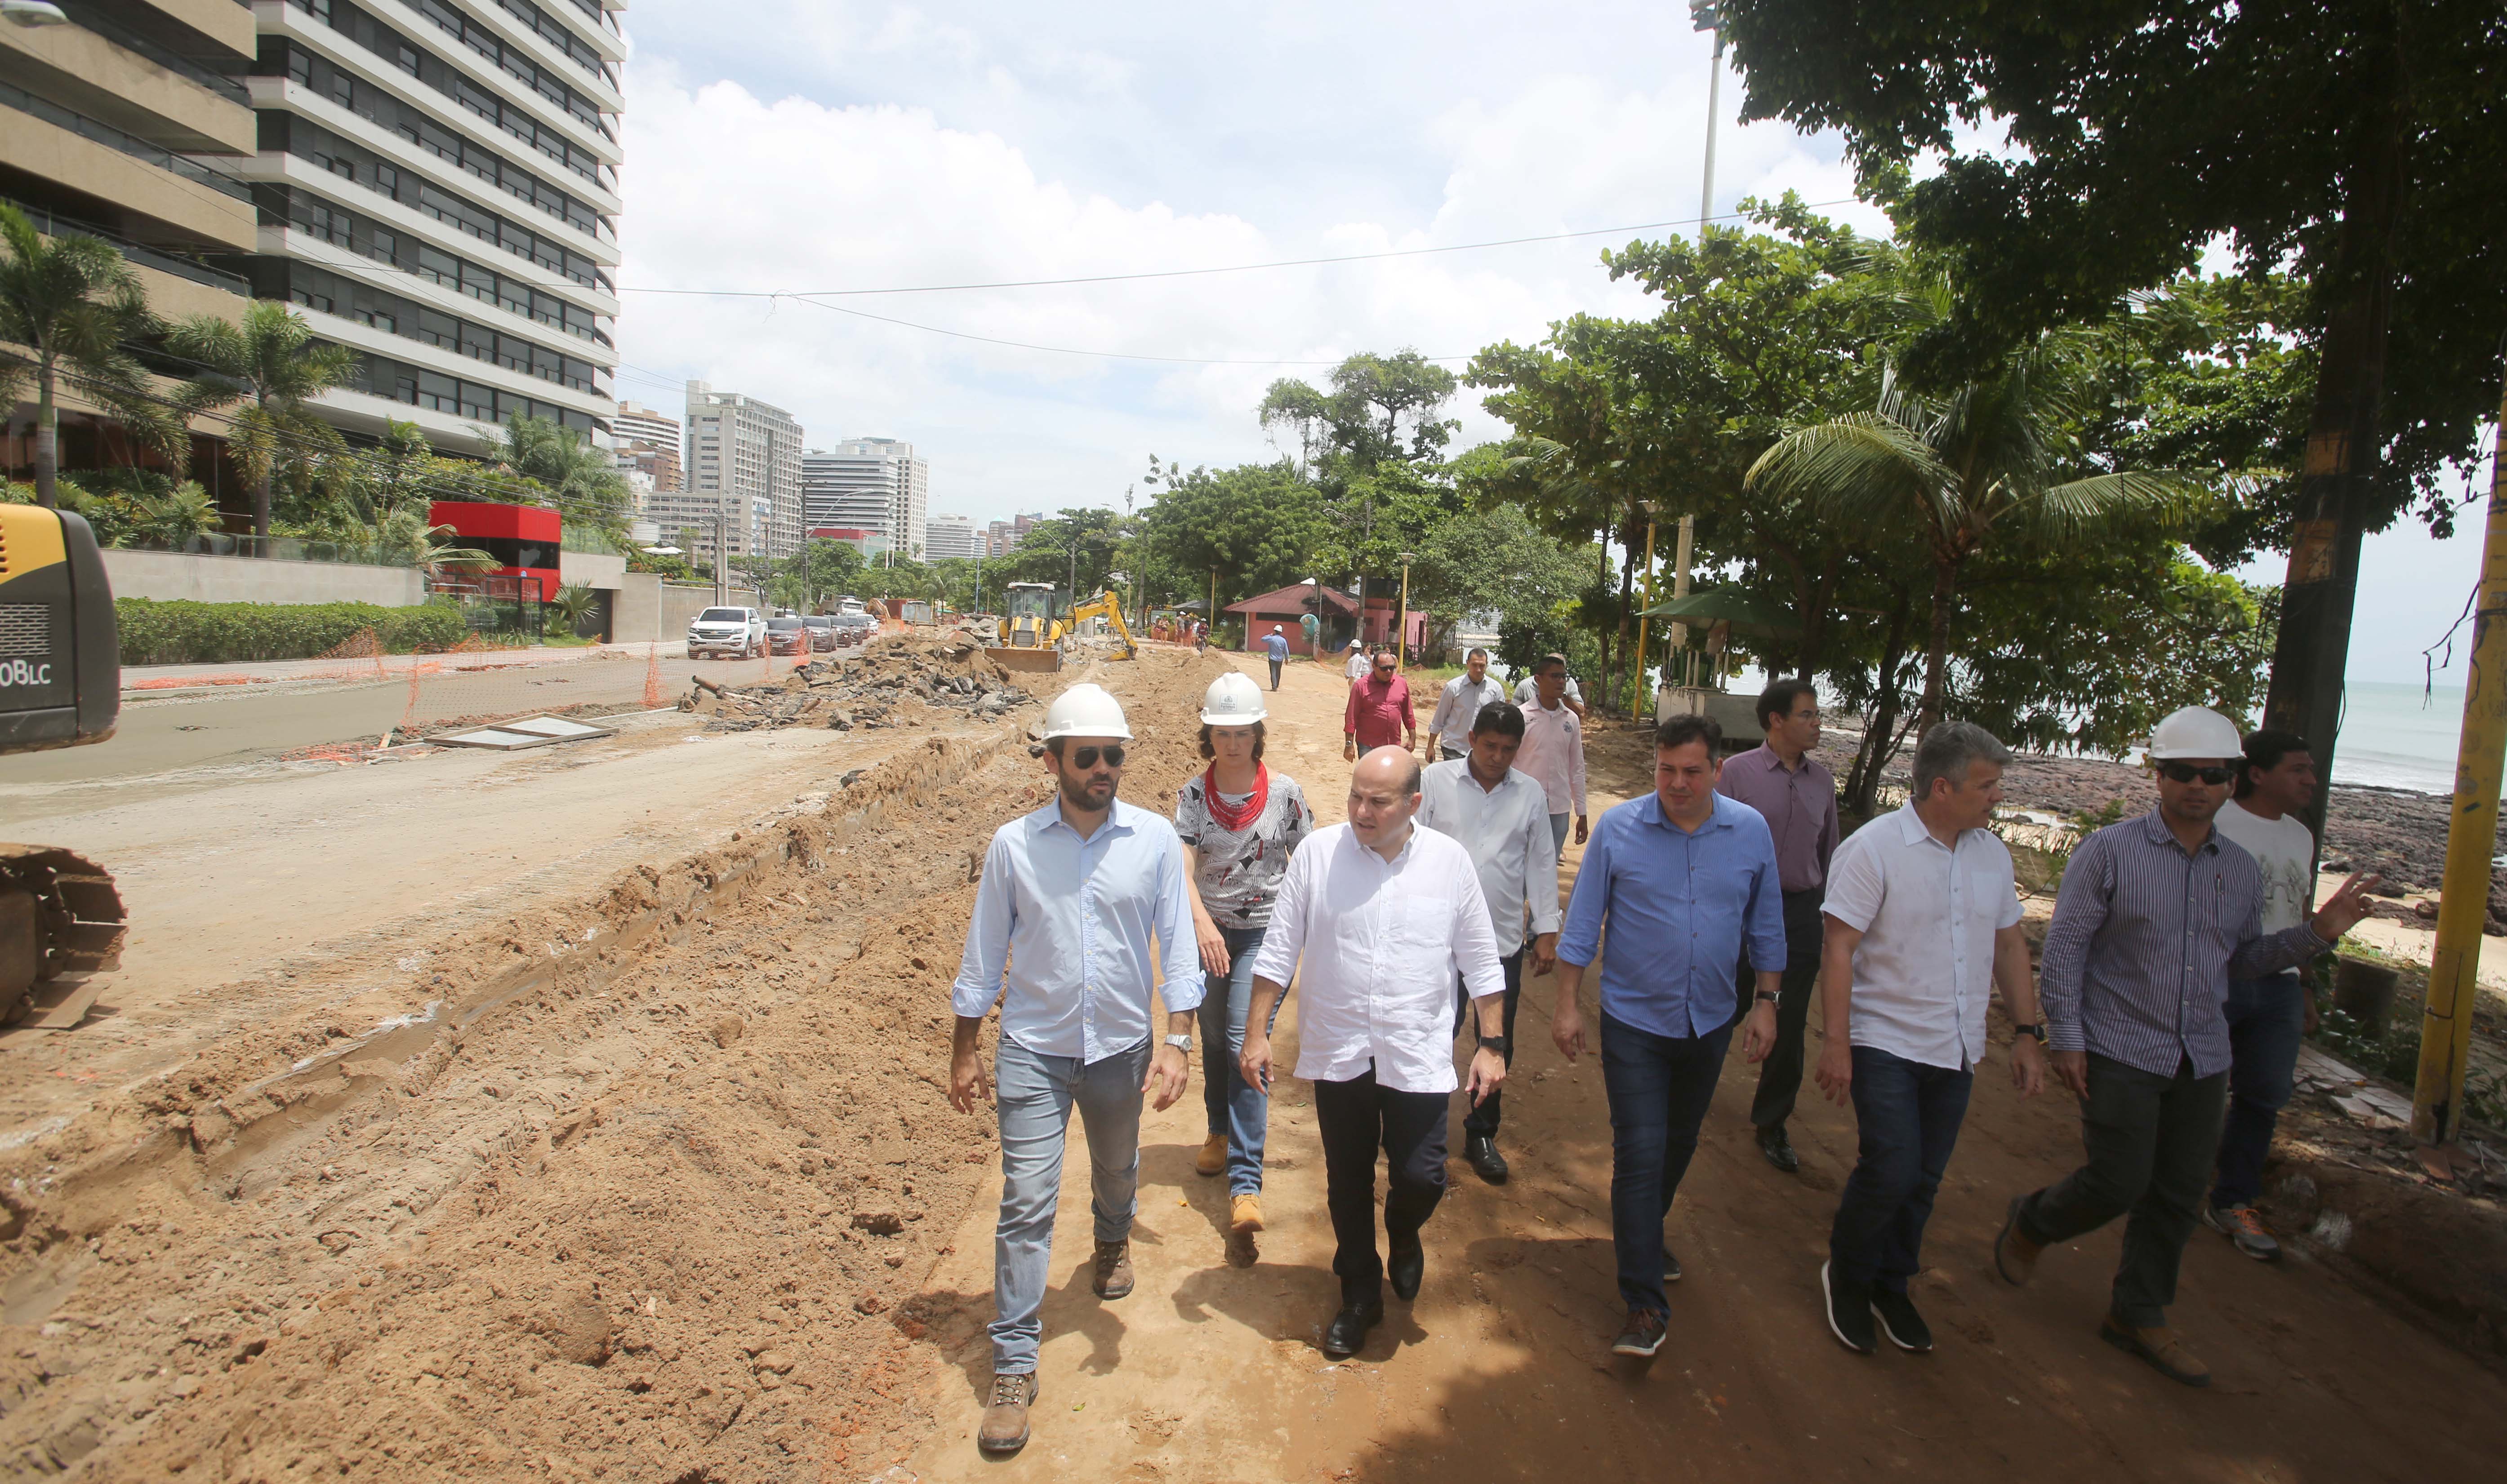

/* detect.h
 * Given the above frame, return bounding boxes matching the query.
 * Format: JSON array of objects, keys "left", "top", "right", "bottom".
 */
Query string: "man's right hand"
[
  {"left": 1238, "top": 1030, "right": 1275, "bottom": 1094},
  {"left": 948, "top": 1044, "right": 993, "bottom": 1113},
  {"left": 1551, "top": 996, "right": 1587, "bottom": 1062},
  {"left": 2049, "top": 1049, "right": 2089, "bottom": 1098},
  {"left": 1813, "top": 1039, "right": 1853, "bottom": 1106}
]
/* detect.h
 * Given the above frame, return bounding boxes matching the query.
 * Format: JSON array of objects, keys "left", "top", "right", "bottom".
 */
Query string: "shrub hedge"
[{"left": 116, "top": 598, "right": 469, "bottom": 666}]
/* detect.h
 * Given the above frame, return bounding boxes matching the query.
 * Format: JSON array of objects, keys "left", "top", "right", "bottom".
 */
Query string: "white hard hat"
[
  {"left": 1043, "top": 682, "right": 1132, "bottom": 741},
  {"left": 1200, "top": 671, "right": 1267, "bottom": 725},
  {"left": 2146, "top": 706, "right": 2244, "bottom": 761}
]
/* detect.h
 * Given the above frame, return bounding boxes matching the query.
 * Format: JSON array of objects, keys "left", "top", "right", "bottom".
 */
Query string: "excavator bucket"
[{"left": 985, "top": 646, "right": 1064, "bottom": 674}]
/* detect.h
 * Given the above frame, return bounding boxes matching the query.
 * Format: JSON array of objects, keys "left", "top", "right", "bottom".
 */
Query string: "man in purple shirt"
[
  {"left": 1715, "top": 680, "right": 1839, "bottom": 1173},
  {"left": 1992, "top": 706, "right": 2379, "bottom": 1389}
]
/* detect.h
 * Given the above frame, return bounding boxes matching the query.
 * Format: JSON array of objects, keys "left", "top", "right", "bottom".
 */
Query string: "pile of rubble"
[{"left": 680, "top": 637, "right": 1038, "bottom": 733}]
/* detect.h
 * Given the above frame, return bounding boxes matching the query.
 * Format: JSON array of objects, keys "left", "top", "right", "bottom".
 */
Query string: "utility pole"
[
  {"left": 1668, "top": 514, "right": 1696, "bottom": 687},
  {"left": 712, "top": 510, "right": 727, "bottom": 606},
  {"left": 1692, "top": 2, "right": 1723, "bottom": 235},
  {"left": 1396, "top": 552, "right": 1415, "bottom": 668},
  {"left": 1631, "top": 505, "right": 1659, "bottom": 715},
  {"left": 2411, "top": 352, "right": 2507, "bottom": 1150}
]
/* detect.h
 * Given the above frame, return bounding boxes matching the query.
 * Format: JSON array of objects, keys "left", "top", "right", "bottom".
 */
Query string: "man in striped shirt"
[{"left": 1993, "top": 707, "right": 2378, "bottom": 1388}]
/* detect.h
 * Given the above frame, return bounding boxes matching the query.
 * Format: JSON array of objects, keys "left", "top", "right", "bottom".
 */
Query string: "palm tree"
[
  {"left": 495, "top": 411, "right": 631, "bottom": 534},
  {"left": 165, "top": 300, "right": 359, "bottom": 543},
  {"left": 0, "top": 204, "right": 178, "bottom": 507},
  {"left": 1747, "top": 354, "right": 2197, "bottom": 734}
]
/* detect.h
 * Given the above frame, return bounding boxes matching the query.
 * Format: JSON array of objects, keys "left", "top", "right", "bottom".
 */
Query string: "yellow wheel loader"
[
  {"left": 985, "top": 581, "right": 1065, "bottom": 674},
  {"left": 0, "top": 505, "right": 127, "bottom": 1028}
]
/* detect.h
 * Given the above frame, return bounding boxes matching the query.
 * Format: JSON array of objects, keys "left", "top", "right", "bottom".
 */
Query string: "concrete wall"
[
  {"left": 559, "top": 551, "right": 627, "bottom": 591},
  {"left": 101, "top": 549, "right": 427, "bottom": 607},
  {"left": 611, "top": 574, "right": 762, "bottom": 648}
]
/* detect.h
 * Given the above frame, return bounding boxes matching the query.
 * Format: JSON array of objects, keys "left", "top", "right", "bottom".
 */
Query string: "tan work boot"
[
  {"left": 1230, "top": 1194, "right": 1265, "bottom": 1234},
  {"left": 1092, "top": 1239, "right": 1134, "bottom": 1300},
  {"left": 1994, "top": 1195, "right": 2042, "bottom": 1285},
  {"left": 977, "top": 1372, "right": 1038, "bottom": 1453},
  {"left": 1195, "top": 1132, "right": 1228, "bottom": 1177},
  {"left": 2100, "top": 1316, "right": 2211, "bottom": 1387}
]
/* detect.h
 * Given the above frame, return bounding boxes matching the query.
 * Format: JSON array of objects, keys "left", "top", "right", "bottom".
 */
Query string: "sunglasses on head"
[
  {"left": 1066, "top": 744, "right": 1126, "bottom": 769},
  {"left": 2157, "top": 761, "right": 2235, "bottom": 786}
]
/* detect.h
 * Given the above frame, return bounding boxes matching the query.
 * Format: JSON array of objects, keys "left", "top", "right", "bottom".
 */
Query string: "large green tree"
[
  {"left": 1137, "top": 460, "right": 1328, "bottom": 612},
  {"left": 167, "top": 301, "right": 358, "bottom": 542},
  {"left": 0, "top": 205, "right": 180, "bottom": 508},
  {"left": 1716, "top": 0, "right": 2507, "bottom": 827}
]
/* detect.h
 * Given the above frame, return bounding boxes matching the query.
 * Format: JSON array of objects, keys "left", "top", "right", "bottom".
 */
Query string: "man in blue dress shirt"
[
  {"left": 948, "top": 683, "right": 1199, "bottom": 1455},
  {"left": 1549, "top": 713, "right": 1785, "bottom": 1359}
]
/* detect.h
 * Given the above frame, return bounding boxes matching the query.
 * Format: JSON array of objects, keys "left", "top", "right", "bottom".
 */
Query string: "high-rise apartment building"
[
  {"left": 923, "top": 514, "right": 978, "bottom": 561},
  {"left": 237, "top": 0, "right": 624, "bottom": 454},
  {"left": 985, "top": 512, "right": 1042, "bottom": 557},
  {"left": 610, "top": 399, "right": 679, "bottom": 519},
  {"left": 802, "top": 439, "right": 928, "bottom": 560},
  {"left": 673, "top": 380, "right": 802, "bottom": 566},
  {"left": 0, "top": 0, "right": 258, "bottom": 467}
]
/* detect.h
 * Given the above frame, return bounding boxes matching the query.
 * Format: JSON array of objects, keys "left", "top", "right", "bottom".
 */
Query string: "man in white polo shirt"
[
  {"left": 1814, "top": 721, "right": 2048, "bottom": 1357},
  {"left": 1242, "top": 746, "right": 1508, "bottom": 1360}
]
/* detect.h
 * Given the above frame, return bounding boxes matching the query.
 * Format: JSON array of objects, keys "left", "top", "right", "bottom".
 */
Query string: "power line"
[
  {"left": 615, "top": 198, "right": 1862, "bottom": 300},
  {"left": 782, "top": 293, "right": 1457, "bottom": 367}
]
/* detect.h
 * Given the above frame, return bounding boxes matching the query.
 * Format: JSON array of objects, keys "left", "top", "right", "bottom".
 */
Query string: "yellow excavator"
[
  {"left": 0, "top": 505, "right": 128, "bottom": 1028},
  {"left": 1067, "top": 590, "right": 1138, "bottom": 661}
]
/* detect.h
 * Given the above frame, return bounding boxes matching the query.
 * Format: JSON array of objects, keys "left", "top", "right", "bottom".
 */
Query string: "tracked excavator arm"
[{"left": 0, "top": 506, "right": 127, "bottom": 1026}]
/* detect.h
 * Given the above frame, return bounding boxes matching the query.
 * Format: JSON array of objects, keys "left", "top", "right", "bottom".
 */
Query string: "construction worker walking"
[{"left": 947, "top": 683, "right": 1199, "bottom": 1455}]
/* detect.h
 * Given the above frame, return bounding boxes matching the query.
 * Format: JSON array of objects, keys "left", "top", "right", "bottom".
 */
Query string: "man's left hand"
[
  {"left": 1465, "top": 1045, "right": 1507, "bottom": 1106},
  {"left": 1144, "top": 1044, "right": 1190, "bottom": 1111},
  {"left": 1740, "top": 1000, "right": 1779, "bottom": 1063},
  {"left": 2010, "top": 1036, "right": 2047, "bottom": 1097},
  {"left": 1528, "top": 933, "right": 1559, "bottom": 977},
  {"left": 1573, "top": 815, "right": 1589, "bottom": 845}
]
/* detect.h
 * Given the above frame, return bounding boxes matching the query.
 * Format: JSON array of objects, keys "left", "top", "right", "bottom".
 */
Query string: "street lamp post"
[
  {"left": 1397, "top": 551, "right": 1416, "bottom": 668},
  {"left": 1631, "top": 503, "right": 1659, "bottom": 718},
  {"left": 1690, "top": 3, "right": 1724, "bottom": 236}
]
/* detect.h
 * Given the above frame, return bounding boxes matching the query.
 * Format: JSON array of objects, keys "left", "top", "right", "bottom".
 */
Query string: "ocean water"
[{"left": 2337, "top": 680, "right": 2470, "bottom": 795}]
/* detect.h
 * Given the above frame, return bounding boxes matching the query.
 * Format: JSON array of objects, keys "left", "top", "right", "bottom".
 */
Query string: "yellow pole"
[
  {"left": 1631, "top": 516, "right": 1658, "bottom": 719},
  {"left": 2411, "top": 365, "right": 2507, "bottom": 1147},
  {"left": 1398, "top": 561, "right": 1411, "bottom": 670}
]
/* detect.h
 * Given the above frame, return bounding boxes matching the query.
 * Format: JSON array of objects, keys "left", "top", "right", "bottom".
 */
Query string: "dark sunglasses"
[
  {"left": 1067, "top": 745, "right": 1127, "bottom": 769},
  {"left": 2157, "top": 761, "right": 2235, "bottom": 786}
]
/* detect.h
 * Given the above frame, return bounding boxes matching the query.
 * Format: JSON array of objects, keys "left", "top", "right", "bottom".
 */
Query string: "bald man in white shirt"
[{"left": 1243, "top": 746, "right": 1508, "bottom": 1361}]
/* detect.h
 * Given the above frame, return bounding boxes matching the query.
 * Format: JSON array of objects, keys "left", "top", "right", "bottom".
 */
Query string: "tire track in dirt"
[{"left": 0, "top": 647, "right": 1223, "bottom": 1482}]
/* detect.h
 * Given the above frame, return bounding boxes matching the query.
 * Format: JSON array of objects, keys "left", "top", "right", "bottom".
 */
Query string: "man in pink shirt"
[{"left": 1343, "top": 647, "right": 1416, "bottom": 762}]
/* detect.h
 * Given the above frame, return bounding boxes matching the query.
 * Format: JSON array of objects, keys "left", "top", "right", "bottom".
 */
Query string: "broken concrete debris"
[{"left": 679, "top": 638, "right": 1038, "bottom": 733}]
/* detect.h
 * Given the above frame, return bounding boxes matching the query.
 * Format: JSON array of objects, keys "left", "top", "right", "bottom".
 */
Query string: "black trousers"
[
  {"left": 1452, "top": 948, "right": 1526, "bottom": 1136},
  {"left": 1739, "top": 887, "right": 1826, "bottom": 1132},
  {"left": 2018, "top": 1053, "right": 2229, "bottom": 1327},
  {"left": 1314, "top": 1063, "right": 1449, "bottom": 1303},
  {"left": 1268, "top": 657, "right": 1284, "bottom": 689}
]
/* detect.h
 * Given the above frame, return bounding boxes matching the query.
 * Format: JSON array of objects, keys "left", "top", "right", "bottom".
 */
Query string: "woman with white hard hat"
[{"left": 1174, "top": 669, "right": 1314, "bottom": 1259}]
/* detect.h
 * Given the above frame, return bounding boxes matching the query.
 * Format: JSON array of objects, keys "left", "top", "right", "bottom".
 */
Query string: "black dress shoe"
[
  {"left": 1389, "top": 1238, "right": 1425, "bottom": 1301},
  {"left": 1323, "top": 1298, "right": 1383, "bottom": 1358},
  {"left": 1663, "top": 1247, "right": 1682, "bottom": 1283},
  {"left": 1756, "top": 1124, "right": 1801, "bottom": 1173},
  {"left": 1465, "top": 1133, "right": 1510, "bottom": 1184}
]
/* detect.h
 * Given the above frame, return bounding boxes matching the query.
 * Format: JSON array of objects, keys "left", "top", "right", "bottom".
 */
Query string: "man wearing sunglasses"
[
  {"left": 1996, "top": 706, "right": 2379, "bottom": 1390},
  {"left": 949, "top": 683, "right": 1200, "bottom": 1455},
  {"left": 1343, "top": 647, "right": 1417, "bottom": 764}
]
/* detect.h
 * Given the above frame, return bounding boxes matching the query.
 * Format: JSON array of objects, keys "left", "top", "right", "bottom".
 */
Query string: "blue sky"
[{"left": 608, "top": 1, "right": 2491, "bottom": 684}]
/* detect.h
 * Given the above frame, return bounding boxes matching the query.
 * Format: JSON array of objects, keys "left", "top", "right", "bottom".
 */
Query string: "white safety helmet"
[
  {"left": 1043, "top": 682, "right": 1133, "bottom": 741},
  {"left": 1200, "top": 671, "right": 1267, "bottom": 725},
  {"left": 2145, "top": 705, "right": 2244, "bottom": 761}
]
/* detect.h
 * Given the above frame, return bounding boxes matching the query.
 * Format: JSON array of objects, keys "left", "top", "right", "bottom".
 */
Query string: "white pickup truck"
[{"left": 686, "top": 606, "right": 767, "bottom": 659}]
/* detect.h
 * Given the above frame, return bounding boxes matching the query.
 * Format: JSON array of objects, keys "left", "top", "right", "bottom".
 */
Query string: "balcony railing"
[
  {"left": 0, "top": 82, "right": 251, "bottom": 203},
  {"left": 3, "top": 197, "right": 249, "bottom": 296}
]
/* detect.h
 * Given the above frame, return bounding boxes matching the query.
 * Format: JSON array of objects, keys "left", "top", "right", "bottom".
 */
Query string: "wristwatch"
[
  {"left": 1477, "top": 1034, "right": 1512, "bottom": 1057},
  {"left": 1162, "top": 1033, "right": 1193, "bottom": 1053},
  {"left": 1754, "top": 989, "right": 1780, "bottom": 1005},
  {"left": 2011, "top": 1022, "right": 2050, "bottom": 1045}
]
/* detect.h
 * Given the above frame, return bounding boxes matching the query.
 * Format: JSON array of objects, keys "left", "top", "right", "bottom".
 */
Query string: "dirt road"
[{"left": 0, "top": 642, "right": 2498, "bottom": 1481}]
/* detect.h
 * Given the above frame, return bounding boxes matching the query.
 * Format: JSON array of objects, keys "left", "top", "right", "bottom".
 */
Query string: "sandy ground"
[{"left": 0, "top": 643, "right": 2498, "bottom": 1481}]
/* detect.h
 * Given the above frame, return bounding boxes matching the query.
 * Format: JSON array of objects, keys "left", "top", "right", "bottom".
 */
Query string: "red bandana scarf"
[{"left": 1202, "top": 763, "right": 1269, "bottom": 833}]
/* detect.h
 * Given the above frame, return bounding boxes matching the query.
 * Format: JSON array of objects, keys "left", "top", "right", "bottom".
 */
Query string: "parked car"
[
  {"left": 802, "top": 614, "right": 837, "bottom": 651},
  {"left": 766, "top": 615, "right": 809, "bottom": 655},
  {"left": 686, "top": 606, "right": 767, "bottom": 658},
  {"left": 833, "top": 612, "right": 878, "bottom": 647}
]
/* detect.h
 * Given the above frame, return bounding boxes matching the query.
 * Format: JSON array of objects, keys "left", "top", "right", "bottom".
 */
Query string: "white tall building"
[
  {"left": 673, "top": 381, "right": 803, "bottom": 566},
  {"left": 802, "top": 439, "right": 929, "bottom": 559},
  {"left": 924, "top": 514, "right": 980, "bottom": 561},
  {"left": 243, "top": 0, "right": 625, "bottom": 454}
]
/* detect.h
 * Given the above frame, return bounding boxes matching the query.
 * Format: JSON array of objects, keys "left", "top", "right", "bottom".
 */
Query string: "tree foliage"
[
  {"left": 0, "top": 204, "right": 179, "bottom": 507},
  {"left": 166, "top": 301, "right": 359, "bottom": 540}
]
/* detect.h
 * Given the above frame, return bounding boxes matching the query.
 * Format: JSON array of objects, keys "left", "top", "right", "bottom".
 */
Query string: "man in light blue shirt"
[
  {"left": 1550, "top": 713, "right": 1785, "bottom": 1359},
  {"left": 1262, "top": 623, "right": 1291, "bottom": 689},
  {"left": 948, "top": 683, "right": 1198, "bottom": 1455}
]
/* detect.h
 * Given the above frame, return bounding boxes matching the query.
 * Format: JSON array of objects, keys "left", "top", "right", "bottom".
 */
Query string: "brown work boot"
[
  {"left": 1195, "top": 1132, "right": 1228, "bottom": 1177},
  {"left": 1230, "top": 1194, "right": 1265, "bottom": 1234},
  {"left": 1994, "top": 1195, "right": 2042, "bottom": 1286},
  {"left": 1092, "top": 1239, "right": 1134, "bottom": 1300},
  {"left": 977, "top": 1372, "right": 1038, "bottom": 1453},
  {"left": 2100, "top": 1316, "right": 2211, "bottom": 1388}
]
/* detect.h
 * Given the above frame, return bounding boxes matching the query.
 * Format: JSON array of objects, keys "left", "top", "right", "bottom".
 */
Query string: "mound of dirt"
[
  {"left": 685, "top": 637, "right": 1041, "bottom": 734},
  {"left": 0, "top": 650, "right": 1225, "bottom": 1481}
]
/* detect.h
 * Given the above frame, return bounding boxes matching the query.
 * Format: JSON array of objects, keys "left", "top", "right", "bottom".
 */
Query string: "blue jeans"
[
  {"left": 1827, "top": 1046, "right": 1973, "bottom": 1293},
  {"left": 1600, "top": 1009, "right": 1734, "bottom": 1317},
  {"left": 2210, "top": 971, "right": 2305, "bottom": 1210},
  {"left": 989, "top": 1035, "right": 1149, "bottom": 1373},
  {"left": 1199, "top": 924, "right": 1282, "bottom": 1196},
  {"left": 1548, "top": 812, "right": 1572, "bottom": 862}
]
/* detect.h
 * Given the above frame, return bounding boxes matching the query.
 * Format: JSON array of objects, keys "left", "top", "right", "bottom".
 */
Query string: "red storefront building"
[{"left": 429, "top": 502, "right": 562, "bottom": 600}]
